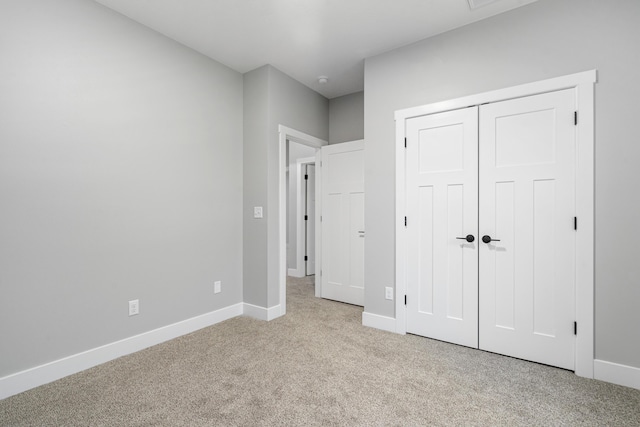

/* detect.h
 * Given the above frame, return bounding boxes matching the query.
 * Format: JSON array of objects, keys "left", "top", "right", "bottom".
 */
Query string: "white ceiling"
[{"left": 95, "top": 0, "right": 538, "bottom": 99}]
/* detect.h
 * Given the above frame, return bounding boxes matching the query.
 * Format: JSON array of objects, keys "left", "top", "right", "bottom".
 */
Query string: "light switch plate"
[
  {"left": 385, "top": 287, "right": 393, "bottom": 300},
  {"left": 254, "top": 206, "right": 263, "bottom": 218}
]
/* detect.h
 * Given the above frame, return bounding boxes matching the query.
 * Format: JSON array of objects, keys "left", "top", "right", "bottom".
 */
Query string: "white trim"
[
  {"left": 294, "top": 157, "right": 316, "bottom": 278},
  {"left": 394, "top": 70, "right": 597, "bottom": 378},
  {"left": 0, "top": 303, "right": 243, "bottom": 400},
  {"left": 362, "top": 312, "right": 397, "bottom": 333},
  {"left": 395, "top": 70, "right": 597, "bottom": 122},
  {"left": 594, "top": 360, "right": 640, "bottom": 391},
  {"left": 287, "top": 268, "right": 303, "bottom": 278},
  {"left": 573, "top": 77, "right": 596, "bottom": 379},
  {"left": 314, "top": 149, "right": 323, "bottom": 298},
  {"left": 242, "top": 303, "right": 282, "bottom": 321},
  {"left": 394, "top": 111, "right": 408, "bottom": 335},
  {"left": 278, "top": 125, "right": 327, "bottom": 316}
]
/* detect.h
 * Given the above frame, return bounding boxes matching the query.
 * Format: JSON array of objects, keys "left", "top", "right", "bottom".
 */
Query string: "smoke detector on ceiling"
[{"left": 468, "top": 0, "right": 500, "bottom": 9}]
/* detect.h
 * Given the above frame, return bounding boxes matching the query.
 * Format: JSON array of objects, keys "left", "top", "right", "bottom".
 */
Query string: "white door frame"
[
  {"left": 394, "top": 70, "right": 597, "bottom": 379},
  {"left": 278, "top": 125, "right": 327, "bottom": 316}
]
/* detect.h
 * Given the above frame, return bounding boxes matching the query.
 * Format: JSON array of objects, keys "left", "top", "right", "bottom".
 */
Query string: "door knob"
[
  {"left": 456, "top": 234, "right": 475, "bottom": 243},
  {"left": 482, "top": 235, "right": 501, "bottom": 244}
]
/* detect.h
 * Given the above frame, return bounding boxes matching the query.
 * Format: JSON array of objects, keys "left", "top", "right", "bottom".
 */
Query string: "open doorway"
[
  {"left": 286, "top": 141, "right": 316, "bottom": 278},
  {"left": 278, "top": 126, "right": 327, "bottom": 316},
  {"left": 304, "top": 163, "right": 316, "bottom": 276}
]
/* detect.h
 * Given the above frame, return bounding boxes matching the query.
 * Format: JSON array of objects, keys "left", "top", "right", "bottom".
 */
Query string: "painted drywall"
[
  {"left": 364, "top": 0, "right": 640, "bottom": 369},
  {"left": 329, "top": 92, "right": 365, "bottom": 144},
  {"left": 243, "top": 65, "right": 329, "bottom": 309},
  {"left": 287, "top": 142, "right": 316, "bottom": 272},
  {"left": 242, "top": 67, "right": 270, "bottom": 307},
  {"left": 0, "top": 0, "right": 243, "bottom": 377}
]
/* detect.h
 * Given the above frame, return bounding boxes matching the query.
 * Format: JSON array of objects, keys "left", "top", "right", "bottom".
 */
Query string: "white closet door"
[
  {"left": 405, "top": 107, "right": 479, "bottom": 348},
  {"left": 321, "top": 140, "right": 365, "bottom": 306},
  {"left": 478, "top": 89, "right": 576, "bottom": 370}
]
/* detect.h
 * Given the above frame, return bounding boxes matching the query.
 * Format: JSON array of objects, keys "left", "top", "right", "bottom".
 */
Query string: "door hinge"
[
  {"left": 320, "top": 215, "right": 323, "bottom": 222},
  {"left": 574, "top": 217, "right": 577, "bottom": 230},
  {"left": 404, "top": 216, "right": 407, "bottom": 227},
  {"left": 304, "top": 174, "right": 308, "bottom": 180},
  {"left": 404, "top": 137, "right": 407, "bottom": 148},
  {"left": 304, "top": 255, "right": 308, "bottom": 261},
  {"left": 304, "top": 215, "right": 308, "bottom": 221},
  {"left": 574, "top": 321, "right": 577, "bottom": 335},
  {"left": 574, "top": 111, "right": 578, "bottom": 126}
]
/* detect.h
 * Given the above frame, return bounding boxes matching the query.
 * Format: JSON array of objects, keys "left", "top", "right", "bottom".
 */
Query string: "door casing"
[{"left": 394, "top": 70, "right": 596, "bottom": 379}]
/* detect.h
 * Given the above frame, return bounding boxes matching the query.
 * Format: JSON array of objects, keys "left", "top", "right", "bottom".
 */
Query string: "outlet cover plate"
[{"left": 129, "top": 299, "right": 139, "bottom": 316}]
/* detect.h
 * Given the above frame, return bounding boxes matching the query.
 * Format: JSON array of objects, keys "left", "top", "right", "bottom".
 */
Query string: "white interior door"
[
  {"left": 305, "top": 164, "right": 316, "bottom": 276},
  {"left": 478, "top": 89, "right": 576, "bottom": 370},
  {"left": 405, "top": 107, "right": 479, "bottom": 348},
  {"left": 321, "top": 140, "right": 365, "bottom": 306}
]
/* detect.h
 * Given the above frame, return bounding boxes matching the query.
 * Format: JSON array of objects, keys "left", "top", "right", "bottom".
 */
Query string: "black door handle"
[
  {"left": 482, "top": 235, "right": 501, "bottom": 244},
  {"left": 456, "top": 234, "right": 475, "bottom": 243}
]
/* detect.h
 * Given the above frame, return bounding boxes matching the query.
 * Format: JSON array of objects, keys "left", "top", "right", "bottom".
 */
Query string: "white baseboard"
[
  {"left": 362, "top": 311, "right": 397, "bottom": 333},
  {"left": 287, "top": 268, "right": 304, "bottom": 278},
  {"left": 243, "top": 303, "right": 283, "bottom": 321},
  {"left": 594, "top": 359, "right": 640, "bottom": 390},
  {"left": 0, "top": 303, "right": 243, "bottom": 401}
]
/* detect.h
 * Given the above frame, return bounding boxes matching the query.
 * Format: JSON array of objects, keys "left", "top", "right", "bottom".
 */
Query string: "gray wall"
[
  {"left": 242, "top": 67, "right": 270, "bottom": 307},
  {"left": 243, "top": 65, "right": 329, "bottom": 308},
  {"left": 329, "top": 91, "right": 364, "bottom": 144},
  {"left": 364, "top": 0, "right": 640, "bottom": 369},
  {"left": 0, "top": 0, "right": 243, "bottom": 377}
]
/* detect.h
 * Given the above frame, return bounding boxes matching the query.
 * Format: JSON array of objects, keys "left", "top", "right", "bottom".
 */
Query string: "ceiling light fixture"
[{"left": 317, "top": 76, "right": 329, "bottom": 85}]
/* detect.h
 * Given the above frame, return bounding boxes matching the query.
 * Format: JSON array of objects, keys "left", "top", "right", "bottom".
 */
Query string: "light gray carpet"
[{"left": 2, "top": 276, "right": 639, "bottom": 426}]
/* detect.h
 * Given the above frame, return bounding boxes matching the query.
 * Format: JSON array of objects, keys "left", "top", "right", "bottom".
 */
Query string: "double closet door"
[{"left": 405, "top": 89, "right": 576, "bottom": 370}]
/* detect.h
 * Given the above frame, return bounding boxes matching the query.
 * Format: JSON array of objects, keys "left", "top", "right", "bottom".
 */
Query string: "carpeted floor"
[{"left": 1, "top": 276, "right": 640, "bottom": 426}]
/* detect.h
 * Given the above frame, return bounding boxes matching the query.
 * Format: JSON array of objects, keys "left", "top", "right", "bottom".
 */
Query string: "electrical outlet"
[
  {"left": 254, "top": 206, "right": 263, "bottom": 218},
  {"left": 128, "top": 299, "right": 139, "bottom": 316},
  {"left": 385, "top": 287, "right": 393, "bottom": 300},
  {"left": 214, "top": 280, "right": 221, "bottom": 294}
]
